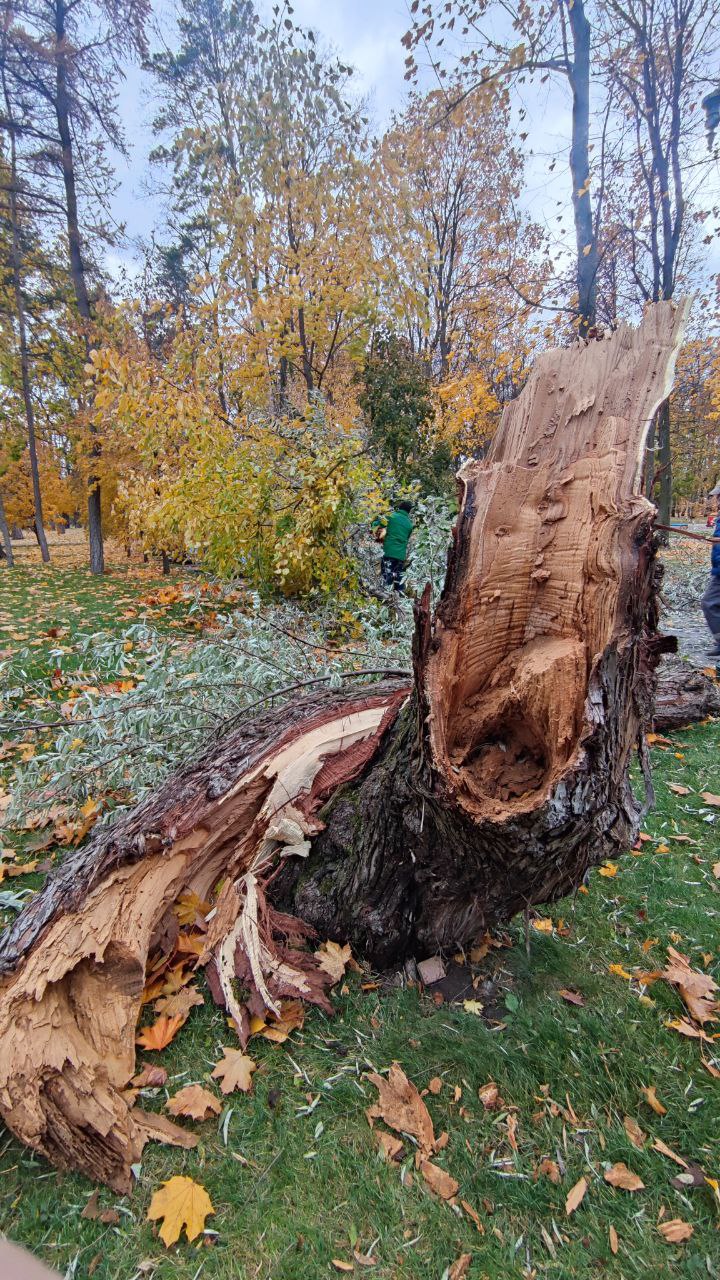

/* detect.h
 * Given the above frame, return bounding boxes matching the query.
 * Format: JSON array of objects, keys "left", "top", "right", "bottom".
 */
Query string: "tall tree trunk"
[
  {"left": 0, "top": 491, "right": 14, "bottom": 565},
  {"left": 2, "top": 70, "right": 50, "bottom": 563},
  {"left": 0, "top": 303, "right": 688, "bottom": 1192},
  {"left": 54, "top": 0, "right": 104, "bottom": 575},
  {"left": 566, "top": 0, "right": 596, "bottom": 336},
  {"left": 656, "top": 398, "right": 672, "bottom": 532}
]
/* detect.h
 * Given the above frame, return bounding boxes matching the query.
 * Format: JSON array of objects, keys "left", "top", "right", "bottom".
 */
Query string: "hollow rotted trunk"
[{"left": 0, "top": 302, "right": 689, "bottom": 1191}]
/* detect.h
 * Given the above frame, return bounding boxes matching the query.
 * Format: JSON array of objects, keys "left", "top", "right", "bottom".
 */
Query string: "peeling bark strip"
[{"left": 0, "top": 302, "right": 688, "bottom": 1190}]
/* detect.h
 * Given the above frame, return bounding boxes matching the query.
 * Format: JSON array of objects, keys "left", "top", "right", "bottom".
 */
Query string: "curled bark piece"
[{"left": 0, "top": 301, "right": 689, "bottom": 1190}]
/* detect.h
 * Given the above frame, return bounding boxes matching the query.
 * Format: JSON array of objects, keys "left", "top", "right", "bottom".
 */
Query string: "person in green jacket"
[{"left": 376, "top": 500, "right": 413, "bottom": 590}]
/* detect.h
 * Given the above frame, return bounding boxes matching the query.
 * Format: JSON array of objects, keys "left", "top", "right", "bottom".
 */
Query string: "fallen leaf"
[
  {"left": 623, "top": 1116, "right": 646, "bottom": 1149},
  {"left": 661, "top": 945, "right": 719, "bottom": 1025},
  {"left": 366, "top": 1063, "right": 435, "bottom": 1155},
  {"left": 609, "top": 964, "right": 633, "bottom": 980},
  {"left": 331, "top": 1262, "right": 354, "bottom": 1273},
  {"left": 651, "top": 1138, "right": 688, "bottom": 1168},
  {"left": 700, "top": 792, "right": 720, "bottom": 806},
  {"left": 478, "top": 1081, "right": 502, "bottom": 1109},
  {"left": 136, "top": 1014, "right": 186, "bottom": 1051},
  {"left": 427, "top": 1077, "right": 443, "bottom": 1095},
  {"left": 462, "top": 999, "right": 484, "bottom": 1015},
  {"left": 154, "top": 986, "right": 204, "bottom": 1019},
  {"left": 565, "top": 1176, "right": 588, "bottom": 1215},
  {"left": 537, "top": 1158, "right": 561, "bottom": 1185},
  {"left": 604, "top": 1162, "right": 645, "bottom": 1191},
  {"left": 460, "top": 1199, "right": 484, "bottom": 1233},
  {"left": 449, "top": 1255, "right": 472, "bottom": 1279},
  {"left": 376, "top": 1131, "right": 403, "bottom": 1161},
  {"left": 353, "top": 1251, "right": 377, "bottom": 1268},
  {"left": 167, "top": 1085, "right": 222, "bottom": 1121},
  {"left": 658, "top": 1218, "right": 693, "bottom": 1244},
  {"left": 667, "top": 783, "right": 690, "bottom": 795},
  {"left": 506, "top": 1112, "right": 518, "bottom": 1151},
  {"left": 655, "top": 844, "right": 670, "bottom": 854},
  {"left": 135, "top": 1111, "right": 199, "bottom": 1151},
  {"left": 609, "top": 1224, "right": 619, "bottom": 1255},
  {"left": 599, "top": 862, "right": 618, "bottom": 877},
  {"left": 81, "top": 1190, "right": 120, "bottom": 1224},
  {"left": 420, "top": 1159, "right": 459, "bottom": 1200},
  {"left": 667, "top": 1017, "right": 711, "bottom": 1041},
  {"left": 131, "top": 1064, "right": 168, "bottom": 1088},
  {"left": 255, "top": 999, "right": 305, "bottom": 1043},
  {"left": 147, "top": 1175, "right": 214, "bottom": 1247},
  {"left": 211, "top": 1047, "right": 257, "bottom": 1094},
  {"left": 532, "top": 917, "right": 553, "bottom": 933},
  {"left": 642, "top": 1085, "right": 667, "bottom": 1116},
  {"left": 558, "top": 988, "right": 584, "bottom": 1006},
  {"left": 314, "top": 939, "right": 352, "bottom": 985},
  {"left": 713, "top": 862, "right": 720, "bottom": 879}
]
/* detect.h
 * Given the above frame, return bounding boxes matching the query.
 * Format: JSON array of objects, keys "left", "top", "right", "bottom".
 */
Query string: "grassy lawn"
[{"left": 1, "top": 566, "right": 719, "bottom": 1280}]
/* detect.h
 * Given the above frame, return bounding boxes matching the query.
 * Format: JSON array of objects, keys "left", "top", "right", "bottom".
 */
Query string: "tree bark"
[
  {"left": 53, "top": 0, "right": 104, "bottom": 575},
  {"left": 0, "top": 302, "right": 689, "bottom": 1191},
  {"left": 0, "top": 491, "right": 14, "bottom": 565},
  {"left": 2, "top": 69, "right": 50, "bottom": 563},
  {"left": 653, "top": 657, "right": 720, "bottom": 731}
]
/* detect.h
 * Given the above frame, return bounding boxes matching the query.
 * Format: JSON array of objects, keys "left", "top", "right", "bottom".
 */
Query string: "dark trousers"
[
  {"left": 701, "top": 575, "right": 720, "bottom": 638},
  {"left": 381, "top": 555, "right": 405, "bottom": 590}
]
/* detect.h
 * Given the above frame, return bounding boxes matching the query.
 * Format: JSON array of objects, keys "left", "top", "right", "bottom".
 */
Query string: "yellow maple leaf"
[
  {"left": 599, "top": 862, "right": 618, "bottom": 878},
  {"left": 147, "top": 1175, "right": 214, "bottom": 1246},
  {"left": 609, "top": 963, "right": 632, "bottom": 980}
]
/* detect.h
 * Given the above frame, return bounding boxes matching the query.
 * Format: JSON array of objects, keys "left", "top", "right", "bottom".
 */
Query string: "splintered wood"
[{"left": 424, "top": 303, "right": 690, "bottom": 821}]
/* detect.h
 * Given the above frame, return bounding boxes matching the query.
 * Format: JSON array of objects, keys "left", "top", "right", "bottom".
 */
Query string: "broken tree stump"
[
  {"left": 0, "top": 301, "right": 689, "bottom": 1190},
  {"left": 653, "top": 656, "right": 720, "bottom": 731}
]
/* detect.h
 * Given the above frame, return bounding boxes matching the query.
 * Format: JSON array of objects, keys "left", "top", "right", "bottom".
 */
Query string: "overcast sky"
[{"left": 107, "top": 0, "right": 718, "bottom": 294}]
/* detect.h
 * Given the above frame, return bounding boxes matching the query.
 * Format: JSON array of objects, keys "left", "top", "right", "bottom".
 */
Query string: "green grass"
[{"left": 1, "top": 568, "right": 719, "bottom": 1279}]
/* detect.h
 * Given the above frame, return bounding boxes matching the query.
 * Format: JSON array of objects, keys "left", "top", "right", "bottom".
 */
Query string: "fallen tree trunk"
[
  {"left": 653, "top": 656, "right": 720, "bottom": 731},
  {"left": 0, "top": 301, "right": 689, "bottom": 1190}
]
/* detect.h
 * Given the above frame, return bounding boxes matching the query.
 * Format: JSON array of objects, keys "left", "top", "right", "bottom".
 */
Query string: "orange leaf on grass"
[
  {"left": 420, "top": 1159, "right": 459, "bottom": 1200},
  {"left": 642, "top": 1085, "right": 667, "bottom": 1116},
  {"left": 211, "top": 1047, "right": 257, "bottom": 1094},
  {"left": 136, "top": 1013, "right": 186, "bottom": 1051},
  {"left": 609, "top": 1225, "right": 619, "bottom": 1255},
  {"left": 366, "top": 1063, "right": 436, "bottom": 1155},
  {"left": 658, "top": 1218, "right": 693, "bottom": 1244},
  {"left": 700, "top": 792, "right": 720, "bottom": 806},
  {"left": 167, "top": 1085, "right": 222, "bottom": 1121},
  {"left": 131, "top": 1063, "right": 168, "bottom": 1088},
  {"left": 536, "top": 1158, "right": 561, "bottom": 1185},
  {"left": 154, "top": 985, "right": 204, "bottom": 1019},
  {"left": 147, "top": 1175, "right": 214, "bottom": 1247},
  {"left": 449, "top": 1255, "right": 472, "bottom": 1279},
  {"left": 565, "top": 1176, "right": 588, "bottom": 1215},
  {"left": 651, "top": 1138, "right": 688, "bottom": 1168},
  {"left": 604, "top": 1162, "right": 645, "bottom": 1191},
  {"left": 623, "top": 1116, "right": 646, "bottom": 1149}
]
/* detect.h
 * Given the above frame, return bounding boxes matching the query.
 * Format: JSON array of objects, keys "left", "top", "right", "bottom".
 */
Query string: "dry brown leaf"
[
  {"left": 427, "top": 1076, "right": 443, "bottom": 1095},
  {"left": 700, "top": 792, "right": 720, "bottom": 806},
  {"left": 136, "top": 1013, "right": 186, "bottom": 1052},
  {"left": 667, "top": 783, "right": 690, "bottom": 795},
  {"left": 667, "top": 1016, "right": 711, "bottom": 1041},
  {"left": 376, "top": 1131, "right": 403, "bottom": 1161},
  {"left": 661, "top": 946, "right": 719, "bottom": 1025},
  {"left": 135, "top": 1110, "right": 199, "bottom": 1150},
  {"left": 478, "top": 1081, "right": 502, "bottom": 1109},
  {"left": 211, "top": 1047, "right": 257, "bottom": 1095},
  {"left": 331, "top": 1262, "right": 354, "bottom": 1273},
  {"left": 642, "top": 1085, "right": 667, "bottom": 1116},
  {"left": 167, "top": 1085, "right": 222, "bottom": 1121},
  {"left": 609, "top": 1224, "right": 619, "bottom": 1255},
  {"left": 506, "top": 1112, "right": 518, "bottom": 1151},
  {"left": 537, "top": 1158, "right": 561, "bottom": 1185},
  {"left": 651, "top": 1138, "right": 688, "bottom": 1168},
  {"left": 255, "top": 999, "right": 305, "bottom": 1044},
  {"left": 366, "top": 1063, "right": 435, "bottom": 1155},
  {"left": 154, "top": 985, "right": 204, "bottom": 1019},
  {"left": 565, "top": 1176, "right": 588, "bottom": 1216},
  {"left": 713, "top": 862, "right": 720, "bottom": 879},
  {"left": 558, "top": 988, "right": 585, "bottom": 1006},
  {"left": 658, "top": 1218, "right": 693, "bottom": 1244},
  {"left": 131, "top": 1063, "right": 168, "bottom": 1088},
  {"left": 314, "top": 940, "right": 352, "bottom": 985},
  {"left": 623, "top": 1115, "right": 646, "bottom": 1149},
  {"left": 420, "top": 1159, "right": 459, "bottom": 1200},
  {"left": 460, "top": 1200, "right": 484, "bottom": 1233},
  {"left": 353, "top": 1251, "right": 377, "bottom": 1268},
  {"left": 146, "top": 1175, "right": 214, "bottom": 1247},
  {"left": 604, "top": 1162, "right": 645, "bottom": 1191},
  {"left": 449, "top": 1255, "right": 472, "bottom": 1279},
  {"left": 81, "top": 1190, "right": 120, "bottom": 1225}
]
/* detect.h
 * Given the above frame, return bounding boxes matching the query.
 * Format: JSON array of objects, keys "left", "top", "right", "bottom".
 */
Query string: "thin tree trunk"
[
  {"left": 566, "top": 0, "right": 596, "bottom": 335},
  {"left": 54, "top": 0, "right": 104, "bottom": 575},
  {"left": 0, "top": 303, "right": 689, "bottom": 1192},
  {"left": 2, "top": 69, "right": 50, "bottom": 563},
  {"left": 656, "top": 398, "right": 672, "bottom": 534},
  {"left": 0, "top": 491, "right": 14, "bottom": 565}
]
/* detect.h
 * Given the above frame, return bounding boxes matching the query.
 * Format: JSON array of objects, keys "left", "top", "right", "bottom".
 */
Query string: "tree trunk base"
[{"left": 653, "top": 656, "right": 720, "bottom": 730}]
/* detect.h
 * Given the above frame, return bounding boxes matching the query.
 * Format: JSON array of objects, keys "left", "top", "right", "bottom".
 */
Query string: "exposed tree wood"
[
  {"left": 0, "top": 301, "right": 688, "bottom": 1191},
  {"left": 653, "top": 657, "right": 720, "bottom": 731}
]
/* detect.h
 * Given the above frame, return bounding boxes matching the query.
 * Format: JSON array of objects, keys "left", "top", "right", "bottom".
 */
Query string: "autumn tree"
[
  {"left": 0, "top": 0, "right": 150, "bottom": 572},
  {"left": 402, "top": 0, "right": 599, "bottom": 335}
]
